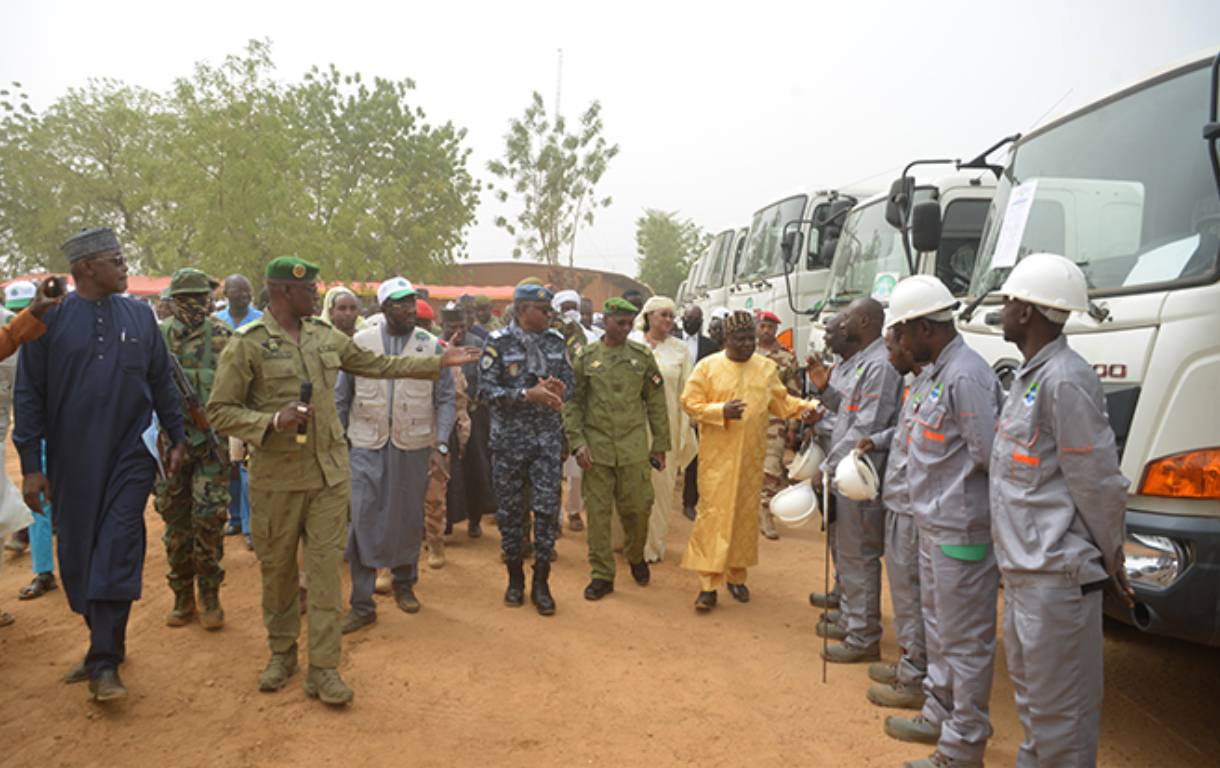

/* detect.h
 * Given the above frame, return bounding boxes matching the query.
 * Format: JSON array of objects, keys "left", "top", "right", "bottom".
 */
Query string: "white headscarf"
[{"left": 633, "top": 295, "right": 676, "bottom": 333}]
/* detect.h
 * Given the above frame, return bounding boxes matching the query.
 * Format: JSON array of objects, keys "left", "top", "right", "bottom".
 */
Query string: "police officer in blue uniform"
[{"left": 478, "top": 280, "right": 574, "bottom": 616}]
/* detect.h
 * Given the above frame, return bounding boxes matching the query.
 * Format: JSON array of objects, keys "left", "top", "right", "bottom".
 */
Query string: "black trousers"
[
  {"left": 683, "top": 458, "right": 699, "bottom": 510},
  {"left": 85, "top": 599, "right": 131, "bottom": 677}
]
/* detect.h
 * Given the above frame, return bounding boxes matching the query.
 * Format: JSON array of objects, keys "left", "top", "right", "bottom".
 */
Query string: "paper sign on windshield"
[
  {"left": 990, "top": 180, "right": 1038, "bottom": 269},
  {"left": 871, "top": 272, "right": 899, "bottom": 301}
]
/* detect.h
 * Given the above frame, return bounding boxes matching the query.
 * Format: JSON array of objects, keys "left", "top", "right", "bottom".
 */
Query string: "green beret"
[
  {"left": 474, "top": 295, "right": 492, "bottom": 307},
  {"left": 604, "top": 297, "right": 639, "bottom": 315},
  {"left": 266, "top": 256, "right": 320, "bottom": 281},
  {"left": 168, "top": 267, "right": 215, "bottom": 296}
]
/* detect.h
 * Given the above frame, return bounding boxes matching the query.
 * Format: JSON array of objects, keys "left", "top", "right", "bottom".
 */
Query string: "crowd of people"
[{"left": 0, "top": 226, "right": 1133, "bottom": 768}]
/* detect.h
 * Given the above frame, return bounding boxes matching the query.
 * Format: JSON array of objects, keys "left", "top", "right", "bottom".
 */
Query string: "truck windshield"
[
  {"left": 738, "top": 195, "right": 807, "bottom": 282},
  {"left": 824, "top": 188, "right": 939, "bottom": 305},
  {"left": 969, "top": 62, "right": 1219, "bottom": 297}
]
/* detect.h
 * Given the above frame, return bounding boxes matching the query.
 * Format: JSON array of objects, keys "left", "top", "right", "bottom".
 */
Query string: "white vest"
[{"left": 346, "top": 325, "right": 437, "bottom": 451}]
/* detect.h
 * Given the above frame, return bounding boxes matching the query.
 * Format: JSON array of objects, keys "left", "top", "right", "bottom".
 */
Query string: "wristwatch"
[{"left": 436, "top": 443, "right": 450, "bottom": 457}]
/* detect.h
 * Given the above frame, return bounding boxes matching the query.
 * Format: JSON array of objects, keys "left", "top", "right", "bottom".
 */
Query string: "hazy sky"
[{"left": 2, "top": 1, "right": 1218, "bottom": 278}]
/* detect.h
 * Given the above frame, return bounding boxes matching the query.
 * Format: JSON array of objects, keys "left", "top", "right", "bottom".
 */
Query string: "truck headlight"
[{"left": 1124, "top": 533, "right": 1191, "bottom": 589}]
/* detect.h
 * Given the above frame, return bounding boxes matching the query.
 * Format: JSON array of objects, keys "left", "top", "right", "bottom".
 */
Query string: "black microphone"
[{"left": 296, "top": 381, "right": 313, "bottom": 445}]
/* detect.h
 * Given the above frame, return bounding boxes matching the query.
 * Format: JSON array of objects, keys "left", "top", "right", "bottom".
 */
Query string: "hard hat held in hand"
[
  {"left": 787, "top": 442, "right": 825, "bottom": 483},
  {"left": 998, "top": 252, "right": 1088, "bottom": 320},
  {"left": 770, "top": 481, "right": 819, "bottom": 527},
  {"left": 835, "top": 449, "right": 880, "bottom": 501},
  {"left": 884, "top": 275, "right": 957, "bottom": 330}
]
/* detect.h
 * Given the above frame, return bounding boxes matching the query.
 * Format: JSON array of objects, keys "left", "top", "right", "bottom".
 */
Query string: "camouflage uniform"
[
  {"left": 758, "top": 343, "right": 800, "bottom": 534},
  {"left": 154, "top": 314, "right": 233, "bottom": 598},
  {"left": 479, "top": 325, "right": 574, "bottom": 564}
]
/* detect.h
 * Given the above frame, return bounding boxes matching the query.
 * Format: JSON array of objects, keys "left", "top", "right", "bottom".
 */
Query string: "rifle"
[{"left": 167, "top": 351, "right": 229, "bottom": 469}]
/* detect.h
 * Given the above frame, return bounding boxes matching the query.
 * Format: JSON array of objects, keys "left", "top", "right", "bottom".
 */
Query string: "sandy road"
[{"left": 1, "top": 461, "right": 1217, "bottom": 767}]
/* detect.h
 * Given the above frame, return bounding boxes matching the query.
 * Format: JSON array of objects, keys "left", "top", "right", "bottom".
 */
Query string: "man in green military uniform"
[
  {"left": 154, "top": 268, "right": 232, "bottom": 630},
  {"left": 207, "top": 257, "right": 479, "bottom": 706},
  {"left": 565, "top": 298, "right": 670, "bottom": 600}
]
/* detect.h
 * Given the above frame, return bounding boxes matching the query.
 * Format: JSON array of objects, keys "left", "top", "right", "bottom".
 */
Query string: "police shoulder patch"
[
  {"left": 305, "top": 316, "right": 334, "bottom": 329},
  {"left": 235, "top": 319, "right": 266, "bottom": 337}
]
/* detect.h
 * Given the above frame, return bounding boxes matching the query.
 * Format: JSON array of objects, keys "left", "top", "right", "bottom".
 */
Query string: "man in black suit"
[{"left": 680, "top": 305, "right": 721, "bottom": 521}]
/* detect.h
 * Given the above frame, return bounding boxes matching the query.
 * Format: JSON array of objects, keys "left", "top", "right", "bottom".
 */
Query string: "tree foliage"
[
  {"left": 634, "top": 209, "right": 709, "bottom": 298},
  {"left": 487, "top": 91, "right": 618, "bottom": 267},
  {"left": 0, "top": 40, "right": 480, "bottom": 281}
]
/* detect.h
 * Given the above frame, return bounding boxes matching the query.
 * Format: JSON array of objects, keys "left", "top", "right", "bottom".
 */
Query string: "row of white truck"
[{"left": 675, "top": 50, "right": 1220, "bottom": 646}]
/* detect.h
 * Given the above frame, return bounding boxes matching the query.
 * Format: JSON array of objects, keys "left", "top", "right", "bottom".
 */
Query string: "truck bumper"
[{"left": 1104, "top": 508, "right": 1220, "bottom": 646}]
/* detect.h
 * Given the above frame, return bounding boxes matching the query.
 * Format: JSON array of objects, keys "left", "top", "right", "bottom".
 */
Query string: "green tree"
[
  {"left": 0, "top": 39, "right": 480, "bottom": 283},
  {"left": 487, "top": 91, "right": 618, "bottom": 268},
  {"left": 634, "top": 209, "right": 709, "bottom": 297}
]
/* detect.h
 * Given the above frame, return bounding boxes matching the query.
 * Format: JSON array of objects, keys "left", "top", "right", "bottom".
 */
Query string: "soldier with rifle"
[{"left": 154, "top": 268, "right": 233, "bottom": 630}]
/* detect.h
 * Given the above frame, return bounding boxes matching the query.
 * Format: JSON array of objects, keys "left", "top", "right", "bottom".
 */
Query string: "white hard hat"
[
  {"left": 834, "top": 449, "right": 880, "bottom": 501},
  {"left": 770, "top": 482, "right": 819, "bottom": 527},
  {"left": 884, "top": 275, "right": 957, "bottom": 330},
  {"left": 787, "top": 442, "right": 825, "bottom": 483},
  {"left": 997, "top": 252, "right": 1088, "bottom": 323}
]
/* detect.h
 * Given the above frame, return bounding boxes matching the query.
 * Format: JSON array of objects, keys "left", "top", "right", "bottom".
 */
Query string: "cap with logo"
[
  {"left": 4, "top": 280, "right": 37, "bottom": 310},
  {"left": 377, "top": 276, "right": 418, "bottom": 306}
]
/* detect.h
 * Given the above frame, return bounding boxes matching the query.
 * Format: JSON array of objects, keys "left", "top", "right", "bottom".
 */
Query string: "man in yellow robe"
[{"left": 680, "top": 310, "right": 820, "bottom": 611}]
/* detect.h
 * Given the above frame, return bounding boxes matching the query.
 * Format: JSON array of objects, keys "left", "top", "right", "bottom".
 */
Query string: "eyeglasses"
[{"left": 89, "top": 253, "right": 126, "bottom": 268}]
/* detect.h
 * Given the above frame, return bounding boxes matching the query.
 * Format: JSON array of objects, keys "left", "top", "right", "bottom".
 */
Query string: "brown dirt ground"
[{"left": 1, "top": 452, "right": 1218, "bottom": 768}]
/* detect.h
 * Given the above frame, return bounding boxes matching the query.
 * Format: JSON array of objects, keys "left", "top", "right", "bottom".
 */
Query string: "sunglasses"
[{"left": 89, "top": 253, "right": 126, "bottom": 268}]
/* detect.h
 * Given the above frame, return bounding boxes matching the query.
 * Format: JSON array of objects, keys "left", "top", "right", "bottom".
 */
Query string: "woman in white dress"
[{"left": 630, "top": 296, "right": 695, "bottom": 562}]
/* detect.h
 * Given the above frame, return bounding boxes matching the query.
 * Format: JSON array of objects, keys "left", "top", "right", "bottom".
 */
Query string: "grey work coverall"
[
  {"left": 907, "top": 335, "right": 1003, "bottom": 764},
  {"left": 813, "top": 350, "right": 859, "bottom": 604},
  {"left": 871, "top": 368, "right": 933, "bottom": 687},
  {"left": 991, "top": 335, "right": 1127, "bottom": 768},
  {"left": 824, "top": 336, "right": 903, "bottom": 649}
]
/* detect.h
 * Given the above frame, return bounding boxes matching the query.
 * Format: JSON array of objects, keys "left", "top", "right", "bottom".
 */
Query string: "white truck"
[
  {"left": 726, "top": 187, "right": 876, "bottom": 353},
  {"left": 689, "top": 227, "right": 745, "bottom": 314},
  {"left": 807, "top": 168, "right": 997, "bottom": 357},
  {"left": 957, "top": 50, "right": 1220, "bottom": 645}
]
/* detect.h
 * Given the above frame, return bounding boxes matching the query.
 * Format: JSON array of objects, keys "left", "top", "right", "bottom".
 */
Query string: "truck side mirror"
[
  {"left": 781, "top": 230, "right": 801, "bottom": 266},
  {"left": 910, "top": 201, "right": 942, "bottom": 253},
  {"left": 885, "top": 177, "right": 915, "bottom": 230}
]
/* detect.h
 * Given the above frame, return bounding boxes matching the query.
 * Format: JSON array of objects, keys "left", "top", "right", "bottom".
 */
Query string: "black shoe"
[
  {"left": 504, "top": 560, "right": 525, "bottom": 607},
  {"left": 531, "top": 561, "right": 556, "bottom": 616},
  {"left": 584, "top": 579, "right": 614, "bottom": 600},
  {"left": 444, "top": 521, "right": 454, "bottom": 535},
  {"left": 683, "top": 506, "right": 697, "bottom": 521},
  {"left": 64, "top": 661, "right": 90, "bottom": 684},
  {"left": 630, "top": 560, "right": 650, "bottom": 586},
  {"left": 468, "top": 520, "right": 483, "bottom": 539},
  {"left": 694, "top": 591, "right": 717, "bottom": 612},
  {"left": 89, "top": 669, "right": 128, "bottom": 702},
  {"left": 727, "top": 583, "right": 750, "bottom": 603}
]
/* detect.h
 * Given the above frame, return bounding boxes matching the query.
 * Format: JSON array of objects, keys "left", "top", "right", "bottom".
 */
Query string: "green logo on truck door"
[{"left": 745, "top": 297, "right": 754, "bottom": 309}]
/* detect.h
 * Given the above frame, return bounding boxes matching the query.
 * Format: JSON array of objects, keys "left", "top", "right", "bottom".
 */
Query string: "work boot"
[
  {"left": 884, "top": 714, "right": 941, "bottom": 745},
  {"left": 165, "top": 589, "right": 196, "bottom": 627},
  {"left": 340, "top": 610, "right": 376, "bottom": 634},
  {"left": 304, "top": 666, "right": 354, "bottom": 706},
  {"left": 374, "top": 569, "right": 392, "bottom": 595},
  {"left": 198, "top": 587, "right": 225, "bottom": 631},
  {"left": 822, "top": 642, "right": 881, "bottom": 664},
  {"left": 259, "top": 645, "right": 300, "bottom": 692},
  {"left": 694, "top": 591, "right": 717, "bottom": 612},
  {"left": 727, "top": 583, "right": 751, "bottom": 603},
  {"left": 903, "top": 752, "right": 983, "bottom": 768},
  {"left": 584, "top": 578, "right": 614, "bottom": 601},
  {"left": 531, "top": 560, "right": 556, "bottom": 616},
  {"left": 504, "top": 560, "right": 525, "bottom": 607},
  {"left": 868, "top": 681, "right": 926, "bottom": 710},
  {"left": 427, "top": 541, "right": 446, "bottom": 569},
  {"left": 759, "top": 509, "right": 780, "bottom": 540},
  {"left": 815, "top": 619, "right": 846, "bottom": 640},
  {"left": 821, "top": 608, "right": 842, "bottom": 624},
  {"left": 64, "top": 661, "right": 90, "bottom": 684},
  {"left": 868, "top": 661, "right": 898, "bottom": 685},
  {"left": 394, "top": 586, "right": 421, "bottom": 614},
  {"left": 468, "top": 519, "right": 483, "bottom": 538},
  {"left": 88, "top": 669, "right": 128, "bottom": 702},
  {"left": 568, "top": 514, "right": 584, "bottom": 532},
  {"left": 808, "top": 591, "right": 840, "bottom": 610},
  {"left": 630, "top": 560, "right": 650, "bottom": 586}
]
